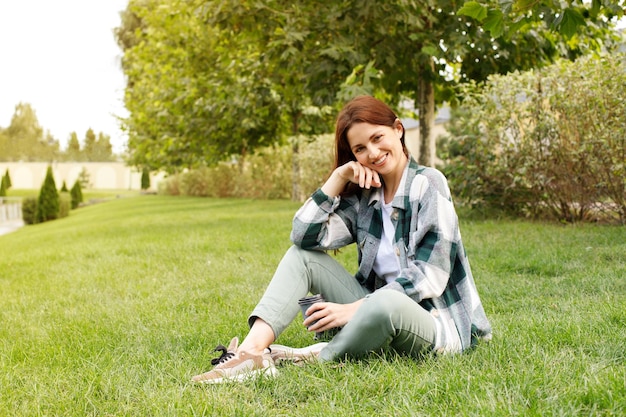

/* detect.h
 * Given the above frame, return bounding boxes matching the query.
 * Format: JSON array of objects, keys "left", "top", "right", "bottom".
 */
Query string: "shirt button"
[
  {"left": 431, "top": 309, "right": 440, "bottom": 318},
  {"left": 395, "top": 247, "right": 400, "bottom": 256}
]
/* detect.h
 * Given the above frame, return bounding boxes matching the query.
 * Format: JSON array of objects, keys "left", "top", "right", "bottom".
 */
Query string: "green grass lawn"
[
  {"left": 1, "top": 196, "right": 624, "bottom": 416},
  {"left": 6, "top": 188, "right": 143, "bottom": 202}
]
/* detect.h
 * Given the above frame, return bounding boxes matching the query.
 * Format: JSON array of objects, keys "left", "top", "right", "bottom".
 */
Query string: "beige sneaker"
[
  {"left": 191, "top": 337, "right": 278, "bottom": 384},
  {"left": 269, "top": 342, "right": 328, "bottom": 365}
]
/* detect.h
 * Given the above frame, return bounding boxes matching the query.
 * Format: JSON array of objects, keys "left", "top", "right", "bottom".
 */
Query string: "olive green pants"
[{"left": 249, "top": 246, "right": 436, "bottom": 362}]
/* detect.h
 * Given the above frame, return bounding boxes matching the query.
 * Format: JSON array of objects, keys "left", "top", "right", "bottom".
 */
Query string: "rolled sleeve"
[{"left": 291, "top": 189, "right": 356, "bottom": 250}]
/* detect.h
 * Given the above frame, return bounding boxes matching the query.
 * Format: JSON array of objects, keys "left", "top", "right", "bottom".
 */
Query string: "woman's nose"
[{"left": 368, "top": 145, "right": 380, "bottom": 160}]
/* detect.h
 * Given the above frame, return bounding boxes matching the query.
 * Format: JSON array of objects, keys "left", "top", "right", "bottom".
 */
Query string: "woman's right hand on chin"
[{"left": 322, "top": 162, "right": 381, "bottom": 197}]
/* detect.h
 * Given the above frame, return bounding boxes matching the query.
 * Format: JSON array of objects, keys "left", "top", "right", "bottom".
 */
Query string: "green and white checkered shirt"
[{"left": 291, "top": 157, "right": 492, "bottom": 353}]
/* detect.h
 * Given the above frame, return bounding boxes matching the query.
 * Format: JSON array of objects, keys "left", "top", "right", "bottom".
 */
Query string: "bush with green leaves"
[
  {"left": 35, "top": 166, "right": 60, "bottom": 223},
  {"left": 442, "top": 53, "right": 626, "bottom": 223},
  {"left": 21, "top": 197, "right": 38, "bottom": 225}
]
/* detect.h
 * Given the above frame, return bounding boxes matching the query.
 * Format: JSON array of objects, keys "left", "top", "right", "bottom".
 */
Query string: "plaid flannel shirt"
[{"left": 291, "top": 157, "right": 492, "bottom": 353}]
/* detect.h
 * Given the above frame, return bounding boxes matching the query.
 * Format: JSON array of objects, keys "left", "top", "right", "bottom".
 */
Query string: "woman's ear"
[{"left": 394, "top": 118, "right": 404, "bottom": 137}]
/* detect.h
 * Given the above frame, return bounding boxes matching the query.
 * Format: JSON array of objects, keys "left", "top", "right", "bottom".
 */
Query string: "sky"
[{"left": 0, "top": 1, "right": 129, "bottom": 153}]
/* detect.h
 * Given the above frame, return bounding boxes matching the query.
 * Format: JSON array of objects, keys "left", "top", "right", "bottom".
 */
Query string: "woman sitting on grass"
[{"left": 192, "top": 95, "right": 492, "bottom": 384}]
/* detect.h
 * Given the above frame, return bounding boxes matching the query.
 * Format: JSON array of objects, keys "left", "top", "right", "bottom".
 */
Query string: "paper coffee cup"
[{"left": 298, "top": 294, "right": 325, "bottom": 338}]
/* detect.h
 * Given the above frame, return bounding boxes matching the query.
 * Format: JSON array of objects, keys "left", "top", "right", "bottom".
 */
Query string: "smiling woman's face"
[{"left": 346, "top": 120, "right": 406, "bottom": 179}]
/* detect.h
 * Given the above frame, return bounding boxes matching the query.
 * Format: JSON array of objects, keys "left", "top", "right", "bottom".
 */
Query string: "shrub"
[
  {"left": 180, "top": 166, "right": 218, "bottom": 197},
  {"left": 70, "top": 180, "right": 83, "bottom": 209},
  {"left": 21, "top": 197, "right": 38, "bottom": 225},
  {"left": 442, "top": 53, "right": 626, "bottom": 223},
  {"left": 3, "top": 168, "right": 11, "bottom": 189},
  {"left": 297, "top": 134, "right": 334, "bottom": 199},
  {"left": 141, "top": 168, "right": 151, "bottom": 190},
  {"left": 35, "top": 166, "right": 60, "bottom": 223},
  {"left": 60, "top": 181, "right": 68, "bottom": 192},
  {"left": 207, "top": 162, "right": 241, "bottom": 197},
  {"left": 158, "top": 174, "right": 181, "bottom": 196},
  {"left": 245, "top": 144, "right": 291, "bottom": 199},
  {"left": 0, "top": 177, "right": 6, "bottom": 197},
  {"left": 59, "top": 192, "right": 71, "bottom": 218},
  {"left": 158, "top": 135, "right": 333, "bottom": 201}
]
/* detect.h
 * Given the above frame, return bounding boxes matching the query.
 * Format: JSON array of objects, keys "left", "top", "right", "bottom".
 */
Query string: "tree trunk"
[
  {"left": 417, "top": 58, "right": 435, "bottom": 167},
  {"left": 238, "top": 144, "right": 247, "bottom": 174},
  {"left": 291, "top": 139, "right": 300, "bottom": 201},
  {"left": 290, "top": 111, "right": 301, "bottom": 201}
]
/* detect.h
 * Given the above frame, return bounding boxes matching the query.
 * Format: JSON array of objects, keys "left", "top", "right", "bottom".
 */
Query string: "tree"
[
  {"left": 0, "top": 103, "right": 111, "bottom": 162},
  {"left": 206, "top": 0, "right": 356, "bottom": 199},
  {"left": 3, "top": 103, "right": 58, "bottom": 162},
  {"left": 324, "top": 0, "right": 618, "bottom": 166},
  {"left": 0, "top": 176, "right": 6, "bottom": 197},
  {"left": 67, "top": 129, "right": 113, "bottom": 162},
  {"left": 35, "top": 166, "right": 60, "bottom": 223},
  {"left": 42, "top": 130, "right": 61, "bottom": 161},
  {"left": 66, "top": 132, "right": 83, "bottom": 161},
  {"left": 94, "top": 132, "right": 114, "bottom": 161},
  {"left": 5, "top": 103, "right": 43, "bottom": 161},
  {"left": 116, "top": 0, "right": 287, "bottom": 173},
  {"left": 116, "top": 0, "right": 616, "bottom": 176},
  {"left": 83, "top": 128, "right": 98, "bottom": 161},
  {"left": 0, "top": 129, "right": 8, "bottom": 160},
  {"left": 458, "top": 0, "right": 625, "bottom": 39}
]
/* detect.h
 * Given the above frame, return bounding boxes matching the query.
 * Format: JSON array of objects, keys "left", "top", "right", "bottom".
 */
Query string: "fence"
[{"left": 0, "top": 197, "right": 22, "bottom": 222}]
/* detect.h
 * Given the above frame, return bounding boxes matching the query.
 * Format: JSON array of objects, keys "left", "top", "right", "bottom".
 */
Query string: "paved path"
[{"left": 0, "top": 219, "right": 24, "bottom": 236}]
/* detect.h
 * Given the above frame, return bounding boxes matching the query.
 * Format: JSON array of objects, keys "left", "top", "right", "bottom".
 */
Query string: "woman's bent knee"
[{"left": 366, "top": 289, "right": 414, "bottom": 313}]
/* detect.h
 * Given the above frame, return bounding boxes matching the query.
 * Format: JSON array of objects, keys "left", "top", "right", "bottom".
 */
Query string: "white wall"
[
  {"left": 0, "top": 162, "right": 164, "bottom": 190},
  {"left": 404, "top": 123, "right": 449, "bottom": 165}
]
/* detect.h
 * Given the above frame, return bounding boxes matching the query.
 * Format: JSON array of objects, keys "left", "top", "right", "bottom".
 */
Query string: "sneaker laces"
[{"left": 210, "top": 344, "right": 235, "bottom": 366}]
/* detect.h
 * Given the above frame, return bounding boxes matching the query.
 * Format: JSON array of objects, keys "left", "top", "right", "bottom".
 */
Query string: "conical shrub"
[
  {"left": 70, "top": 179, "right": 83, "bottom": 209},
  {"left": 141, "top": 168, "right": 151, "bottom": 190},
  {"left": 3, "top": 169, "right": 11, "bottom": 189},
  {"left": 35, "top": 166, "right": 60, "bottom": 223}
]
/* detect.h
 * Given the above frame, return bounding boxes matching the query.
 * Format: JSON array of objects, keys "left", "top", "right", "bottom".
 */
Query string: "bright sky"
[{"left": 0, "top": 1, "right": 129, "bottom": 153}]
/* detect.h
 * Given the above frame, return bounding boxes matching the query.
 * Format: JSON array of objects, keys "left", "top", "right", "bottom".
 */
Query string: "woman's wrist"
[{"left": 321, "top": 170, "right": 348, "bottom": 197}]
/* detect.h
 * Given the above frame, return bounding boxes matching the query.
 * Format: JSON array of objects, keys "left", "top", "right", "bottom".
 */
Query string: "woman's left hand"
[{"left": 304, "top": 299, "right": 364, "bottom": 333}]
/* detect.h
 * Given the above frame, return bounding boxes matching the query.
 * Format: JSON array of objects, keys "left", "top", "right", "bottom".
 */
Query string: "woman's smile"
[{"left": 372, "top": 153, "right": 388, "bottom": 167}]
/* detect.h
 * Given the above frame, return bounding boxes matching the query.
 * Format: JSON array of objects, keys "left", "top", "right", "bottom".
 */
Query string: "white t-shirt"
[{"left": 372, "top": 200, "right": 401, "bottom": 284}]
